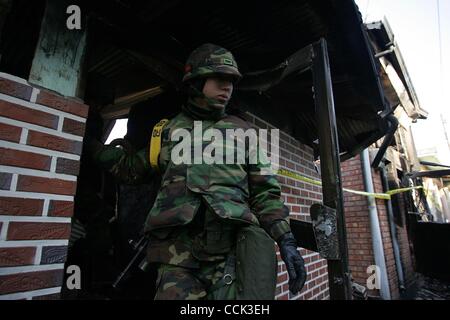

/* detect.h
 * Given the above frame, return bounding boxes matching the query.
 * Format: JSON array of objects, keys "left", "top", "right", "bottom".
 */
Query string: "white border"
[
  {"left": 9, "top": 174, "right": 18, "bottom": 191},
  {"left": 42, "top": 199, "right": 50, "bottom": 217},
  {"left": 34, "top": 245, "right": 42, "bottom": 265},
  {"left": 0, "top": 221, "right": 8, "bottom": 240},
  {"left": 0, "top": 240, "right": 69, "bottom": 248},
  {"left": 30, "top": 88, "right": 40, "bottom": 104},
  {"left": 0, "top": 216, "right": 71, "bottom": 223},
  {"left": 19, "top": 128, "right": 28, "bottom": 144},
  {"left": 0, "top": 190, "right": 74, "bottom": 202},
  {"left": 0, "top": 72, "right": 29, "bottom": 85},
  {"left": 0, "top": 264, "right": 65, "bottom": 275}
]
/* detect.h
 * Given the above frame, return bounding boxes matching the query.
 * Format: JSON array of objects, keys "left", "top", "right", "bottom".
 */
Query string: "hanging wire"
[
  {"left": 364, "top": 0, "right": 371, "bottom": 23},
  {"left": 436, "top": 0, "right": 450, "bottom": 150},
  {"left": 437, "top": 0, "right": 443, "bottom": 91}
]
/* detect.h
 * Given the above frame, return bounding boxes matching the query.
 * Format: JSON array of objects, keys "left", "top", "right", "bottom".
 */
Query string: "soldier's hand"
[{"left": 277, "top": 232, "right": 307, "bottom": 295}]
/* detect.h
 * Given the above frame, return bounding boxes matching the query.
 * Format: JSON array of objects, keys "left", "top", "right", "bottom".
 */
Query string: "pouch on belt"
[{"left": 235, "top": 224, "right": 277, "bottom": 300}]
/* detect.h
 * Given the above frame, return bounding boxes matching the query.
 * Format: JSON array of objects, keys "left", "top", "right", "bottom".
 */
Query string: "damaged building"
[{"left": 341, "top": 18, "right": 428, "bottom": 299}]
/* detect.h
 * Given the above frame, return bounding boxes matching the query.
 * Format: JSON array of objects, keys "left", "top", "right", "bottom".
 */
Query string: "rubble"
[{"left": 412, "top": 275, "right": 450, "bottom": 300}]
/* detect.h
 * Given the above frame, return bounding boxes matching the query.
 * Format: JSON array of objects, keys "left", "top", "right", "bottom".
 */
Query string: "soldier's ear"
[
  {"left": 193, "top": 79, "right": 207, "bottom": 92},
  {"left": 183, "top": 79, "right": 206, "bottom": 96}
]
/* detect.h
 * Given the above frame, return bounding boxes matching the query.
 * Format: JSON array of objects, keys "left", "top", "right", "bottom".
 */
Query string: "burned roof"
[
  {"left": 85, "top": 0, "right": 391, "bottom": 159},
  {"left": 366, "top": 19, "right": 428, "bottom": 120}
]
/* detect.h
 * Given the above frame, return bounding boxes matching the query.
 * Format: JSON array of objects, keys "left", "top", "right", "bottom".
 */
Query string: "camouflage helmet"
[{"left": 182, "top": 43, "right": 242, "bottom": 83}]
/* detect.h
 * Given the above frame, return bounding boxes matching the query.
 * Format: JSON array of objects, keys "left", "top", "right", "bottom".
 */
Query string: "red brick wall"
[
  {"left": 0, "top": 72, "right": 88, "bottom": 299},
  {"left": 372, "top": 170, "right": 400, "bottom": 299},
  {"left": 247, "top": 114, "right": 329, "bottom": 300},
  {"left": 372, "top": 170, "right": 399, "bottom": 299},
  {"left": 341, "top": 154, "right": 412, "bottom": 299},
  {"left": 341, "top": 156, "right": 375, "bottom": 289}
]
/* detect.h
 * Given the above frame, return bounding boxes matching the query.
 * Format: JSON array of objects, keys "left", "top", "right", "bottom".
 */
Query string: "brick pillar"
[
  {"left": 371, "top": 169, "right": 400, "bottom": 299},
  {"left": 341, "top": 155, "right": 401, "bottom": 299},
  {"left": 341, "top": 156, "right": 375, "bottom": 290},
  {"left": 247, "top": 113, "right": 330, "bottom": 300},
  {"left": 0, "top": 72, "right": 88, "bottom": 300}
]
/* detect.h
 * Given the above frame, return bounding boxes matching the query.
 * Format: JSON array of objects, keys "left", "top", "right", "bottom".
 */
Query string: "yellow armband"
[{"left": 149, "top": 119, "right": 169, "bottom": 171}]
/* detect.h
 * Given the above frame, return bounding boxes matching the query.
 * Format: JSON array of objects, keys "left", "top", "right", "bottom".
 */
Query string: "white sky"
[
  {"left": 105, "top": 119, "right": 128, "bottom": 144},
  {"left": 106, "top": 1, "right": 450, "bottom": 164},
  {"left": 355, "top": 0, "right": 450, "bottom": 164}
]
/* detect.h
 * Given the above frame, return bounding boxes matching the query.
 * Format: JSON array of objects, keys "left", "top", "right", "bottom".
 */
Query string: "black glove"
[{"left": 277, "top": 232, "right": 307, "bottom": 295}]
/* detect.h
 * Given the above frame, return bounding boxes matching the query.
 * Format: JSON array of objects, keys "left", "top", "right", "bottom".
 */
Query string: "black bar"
[
  {"left": 371, "top": 114, "right": 399, "bottom": 168},
  {"left": 290, "top": 219, "right": 318, "bottom": 252},
  {"left": 312, "top": 38, "right": 352, "bottom": 300}
]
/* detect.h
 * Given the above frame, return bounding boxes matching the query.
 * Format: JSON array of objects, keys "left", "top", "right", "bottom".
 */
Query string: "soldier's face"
[{"left": 202, "top": 76, "right": 233, "bottom": 109}]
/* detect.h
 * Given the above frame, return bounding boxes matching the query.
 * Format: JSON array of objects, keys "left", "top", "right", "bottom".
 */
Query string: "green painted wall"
[{"left": 29, "top": 0, "right": 86, "bottom": 98}]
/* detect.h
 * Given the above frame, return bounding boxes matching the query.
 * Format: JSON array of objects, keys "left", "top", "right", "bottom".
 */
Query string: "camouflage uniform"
[{"left": 90, "top": 44, "right": 293, "bottom": 300}]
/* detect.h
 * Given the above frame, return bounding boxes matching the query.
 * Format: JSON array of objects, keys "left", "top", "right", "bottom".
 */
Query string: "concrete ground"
[{"left": 402, "top": 274, "right": 450, "bottom": 300}]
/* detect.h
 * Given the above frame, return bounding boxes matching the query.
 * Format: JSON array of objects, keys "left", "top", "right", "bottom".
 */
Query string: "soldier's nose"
[{"left": 222, "top": 82, "right": 232, "bottom": 92}]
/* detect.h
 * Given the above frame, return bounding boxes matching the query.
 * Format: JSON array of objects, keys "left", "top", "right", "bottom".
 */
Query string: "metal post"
[
  {"left": 361, "top": 149, "right": 391, "bottom": 299},
  {"left": 380, "top": 163, "right": 405, "bottom": 291},
  {"left": 312, "top": 38, "right": 352, "bottom": 300}
]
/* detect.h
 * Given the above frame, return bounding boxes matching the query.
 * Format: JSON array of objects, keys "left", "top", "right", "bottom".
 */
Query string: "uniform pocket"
[{"left": 207, "top": 163, "right": 249, "bottom": 198}]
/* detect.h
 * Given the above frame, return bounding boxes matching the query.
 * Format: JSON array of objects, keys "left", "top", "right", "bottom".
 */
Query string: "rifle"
[{"left": 112, "top": 235, "right": 150, "bottom": 289}]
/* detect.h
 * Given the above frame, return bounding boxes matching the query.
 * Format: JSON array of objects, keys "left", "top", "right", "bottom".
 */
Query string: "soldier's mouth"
[{"left": 216, "top": 95, "right": 229, "bottom": 103}]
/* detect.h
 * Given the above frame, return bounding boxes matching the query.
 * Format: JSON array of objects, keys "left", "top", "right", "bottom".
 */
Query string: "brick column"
[
  {"left": 246, "top": 113, "right": 329, "bottom": 300},
  {"left": 341, "top": 155, "right": 401, "bottom": 299},
  {"left": 0, "top": 72, "right": 88, "bottom": 300}
]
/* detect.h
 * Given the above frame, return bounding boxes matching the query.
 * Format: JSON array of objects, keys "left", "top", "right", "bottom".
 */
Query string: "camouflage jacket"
[{"left": 91, "top": 110, "right": 291, "bottom": 241}]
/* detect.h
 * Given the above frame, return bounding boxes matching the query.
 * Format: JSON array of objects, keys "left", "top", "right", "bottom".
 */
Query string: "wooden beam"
[
  {"left": 312, "top": 39, "right": 352, "bottom": 300},
  {"left": 101, "top": 86, "right": 164, "bottom": 120}
]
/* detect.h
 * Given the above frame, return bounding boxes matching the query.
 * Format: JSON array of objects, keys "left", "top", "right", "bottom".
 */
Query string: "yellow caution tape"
[
  {"left": 147, "top": 126, "right": 424, "bottom": 199},
  {"left": 277, "top": 169, "right": 322, "bottom": 187},
  {"left": 342, "top": 189, "right": 391, "bottom": 200},
  {"left": 149, "top": 119, "right": 169, "bottom": 172},
  {"left": 276, "top": 168, "right": 423, "bottom": 200},
  {"left": 386, "top": 186, "right": 423, "bottom": 196}
]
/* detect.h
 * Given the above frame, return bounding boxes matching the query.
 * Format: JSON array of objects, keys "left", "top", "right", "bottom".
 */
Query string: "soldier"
[{"left": 89, "top": 43, "right": 306, "bottom": 300}]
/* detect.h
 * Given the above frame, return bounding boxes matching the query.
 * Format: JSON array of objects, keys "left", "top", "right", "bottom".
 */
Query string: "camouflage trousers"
[{"left": 154, "top": 258, "right": 237, "bottom": 300}]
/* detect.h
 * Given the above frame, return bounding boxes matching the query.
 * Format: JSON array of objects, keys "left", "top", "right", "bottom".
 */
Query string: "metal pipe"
[
  {"left": 419, "top": 160, "right": 450, "bottom": 169},
  {"left": 380, "top": 164, "right": 406, "bottom": 291},
  {"left": 372, "top": 114, "right": 399, "bottom": 168},
  {"left": 360, "top": 148, "right": 391, "bottom": 299}
]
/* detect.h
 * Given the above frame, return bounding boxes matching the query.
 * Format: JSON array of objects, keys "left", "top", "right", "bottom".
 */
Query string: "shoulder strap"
[
  {"left": 222, "top": 114, "right": 252, "bottom": 130},
  {"left": 149, "top": 119, "right": 170, "bottom": 171}
]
